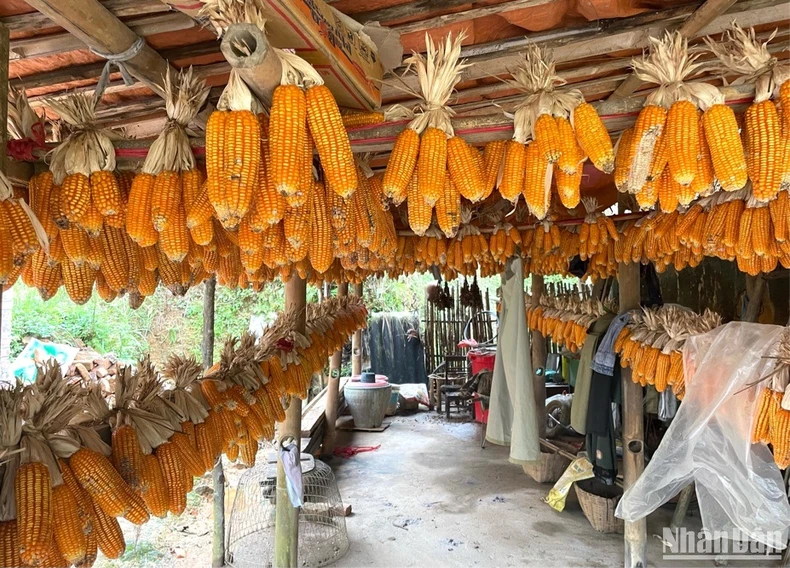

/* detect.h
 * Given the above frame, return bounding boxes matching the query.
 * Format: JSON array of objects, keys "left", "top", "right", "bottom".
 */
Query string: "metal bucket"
[{"left": 344, "top": 380, "right": 392, "bottom": 428}]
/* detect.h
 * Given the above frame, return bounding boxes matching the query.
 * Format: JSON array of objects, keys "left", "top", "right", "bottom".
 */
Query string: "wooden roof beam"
[
  {"left": 609, "top": 0, "right": 740, "bottom": 99},
  {"left": 22, "top": 0, "right": 176, "bottom": 98},
  {"left": 392, "top": 0, "right": 555, "bottom": 35}
]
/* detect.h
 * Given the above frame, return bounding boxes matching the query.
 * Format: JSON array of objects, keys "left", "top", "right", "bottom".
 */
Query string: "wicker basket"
[
  {"left": 522, "top": 449, "right": 570, "bottom": 483},
  {"left": 575, "top": 478, "right": 624, "bottom": 534}
]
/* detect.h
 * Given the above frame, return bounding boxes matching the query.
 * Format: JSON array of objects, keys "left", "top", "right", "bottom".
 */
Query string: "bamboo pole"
[
  {"left": 220, "top": 23, "right": 282, "bottom": 108},
  {"left": 321, "top": 282, "right": 348, "bottom": 458},
  {"left": 274, "top": 273, "right": 306, "bottom": 568},
  {"left": 351, "top": 282, "right": 363, "bottom": 376},
  {"left": 0, "top": 25, "right": 8, "bottom": 377},
  {"left": 530, "top": 274, "right": 547, "bottom": 439},
  {"left": 201, "top": 276, "right": 224, "bottom": 568},
  {"left": 617, "top": 261, "right": 646, "bottom": 568}
]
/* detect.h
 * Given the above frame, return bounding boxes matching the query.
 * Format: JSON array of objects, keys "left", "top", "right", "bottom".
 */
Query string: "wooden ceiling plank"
[
  {"left": 23, "top": 0, "right": 176, "bottom": 98},
  {"left": 393, "top": 0, "right": 554, "bottom": 35},
  {"left": 351, "top": 0, "right": 473, "bottom": 25},
  {"left": 1, "top": 0, "right": 171, "bottom": 35},
  {"left": 9, "top": 12, "right": 195, "bottom": 61},
  {"left": 609, "top": 0, "right": 739, "bottom": 99},
  {"left": 380, "top": 0, "right": 785, "bottom": 100}
]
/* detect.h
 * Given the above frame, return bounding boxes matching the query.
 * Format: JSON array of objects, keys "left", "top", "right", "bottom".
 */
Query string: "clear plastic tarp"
[{"left": 616, "top": 322, "right": 790, "bottom": 548}]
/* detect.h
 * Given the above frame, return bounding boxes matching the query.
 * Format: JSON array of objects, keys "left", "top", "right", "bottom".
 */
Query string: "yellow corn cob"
[
  {"left": 92, "top": 500, "right": 125, "bottom": 559},
  {"left": 0, "top": 520, "right": 21, "bottom": 568},
  {"left": 159, "top": 201, "right": 190, "bottom": 262},
  {"left": 31, "top": 249, "right": 62, "bottom": 300},
  {"left": 69, "top": 448, "right": 148, "bottom": 523},
  {"left": 555, "top": 164, "right": 582, "bottom": 210},
  {"left": 769, "top": 190, "right": 788, "bottom": 242},
  {"left": 722, "top": 198, "right": 744, "bottom": 248},
  {"left": 666, "top": 100, "right": 699, "bottom": 186},
  {"left": 447, "top": 136, "right": 485, "bottom": 202},
  {"left": 61, "top": 260, "right": 95, "bottom": 304},
  {"left": 745, "top": 100, "right": 781, "bottom": 201},
  {"left": 523, "top": 142, "right": 550, "bottom": 220},
  {"left": 155, "top": 442, "right": 186, "bottom": 515},
  {"left": 736, "top": 207, "right": 754, "bottom": 259},
  {"left": 52, "top": 483, "right": 88, "bottom": 564},
  {"left": 436, "top": 172, "right": 460, "bottom": 238},
  {"left": 60, "top": 173, "right": 91, "bottom": 226},
  {"left": 534, "top": 113, "right": 561, "bottom": 163},
  {"left": 284, "top": 200, "right": 312, "bottom": 252},
  {"left": 151, "top": 171, "right": 181, "bottom": 232},
  {"left": 172, "top": 432, "right": 207, "bottom": 477},
  {"left": 481, "top": 140, "right": 506, "bottom": 199},
  {"left": 195, "top": 420, "right": 218, "bottom": 472},
  {"left": 181, "top": 169, "right": 204, "bottom": 213},
  {"left": 690, "top": 117, "right": 714, "bottom": 195},
  {"left": 308, "top": 181, "right": 333, "bottom": 274},
  {"left": 96, "top": 271, "right": 116, "bottom": 302},
  {"left": 2, "top": 198, "right": 37, "bottom": 257},
  {"left": 186, "top": 182, "right": 214, "bottom": 229},
  {"left": 90, "top": 170, "right": 121, "bottom": 216},
  {"left": 383, "top": 128, "right": 419, "bottom": 203},
  {"left": 614, "top": 128, "right": 635, "bottom": 192},
  {"left": 556, "top": 116, "right": 582, "bottom": 174},
  {"left": 703, "top": 104, "right": 747, "bottom": 191},
  {"left": 270, "top": 85, "right": 306, "bottom": 198},
  {"left": 499, "top": 140, "right": 526, "bottom": 203},
  {"left": 752, "top": 387, "right": 773, "bottom": 443},
  {"left": 79, "top": 202, "right": 103, "bottom": 238},
  {"left": 407, "top": 170, "right": 432, "bottom": 236},
  {"left": 417, "top": 127, "right": 448, "bottom": 207},
  {"left": 635, "top": 178, "right": 657, "bottom": 210},
  {"left": 629, "top": 105, "right": 667, "bottom": 191},
  {"left": 573, "top": 102, "right": 614, "bottom": 173},
  {"left": 341, "top": 110, "right": 385, "bottom": 128},
  {"left": 751, "top": 206, "right": 772, "bottom": 257},
  {"left": 111, "top": 424, "right": 144, "bottom": 491},
  {"left": 15, "top": 462, "right": 53, "bottom": 566},
  {"left": 127, "top": 173, "right": 159, "bottom": 247},
  {"left": 221, "top": 110, "right": 260, "bottom": 229},
  {"left": 138, "top": 454, "right": 169, "bottom": 519},
  {"left": 99, "top": 225, "right": 130, "bottom": 292},
  {"left": 307, "top": 85, "right": 357, "bottom": 197}
]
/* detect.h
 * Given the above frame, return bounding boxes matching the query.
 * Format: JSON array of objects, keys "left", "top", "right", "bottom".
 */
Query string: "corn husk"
[
  {"left": 7, "top": 87, "right": 44, "bottom": 142},
  {"left": 398, "top": 32, "right": 470, "bottom": 137},
  {"left": 705, "top": 24, "right": 790, "bottom": 103},
  {"left": 162, "top": 354, "right": 210, "bottom": 424},
  {"left": 45, "top": 93, "right": 122, "bottom": 185}
]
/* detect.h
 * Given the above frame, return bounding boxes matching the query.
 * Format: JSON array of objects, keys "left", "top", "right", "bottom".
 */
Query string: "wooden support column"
[
  {"left": 530, "top": 274, "right": 547, "bottom": 439},
  {"left": 220, "top": 23, "right": 283, "bottom": 108},
  {"left": 351, "top": 283, "right": 363, "bottom": 376},
  {"left": 609, "top": 0, "right": 738, "bottom": 99},
  {"left": 0, "top": 25, "right": 8, "bottom": 382},
  {"left": 274, "top": 273, "right": 307, "bottom": 568},
  {"left": 202, "top": 276, "right": 224, "bottom": 568},
  {"left": 618, "top": 262, "right": 646, "bottom": 568},
  {"left": 24, "top": 0, "right": 174, "bottom": 97},
  {"left": 322, "top": 282, "right": 349, "bottom": 458}
]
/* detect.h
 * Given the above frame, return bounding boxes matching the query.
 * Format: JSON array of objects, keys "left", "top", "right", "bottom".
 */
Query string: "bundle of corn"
[
  {"left": 527, "top": 295, "right": 611, "bottom": 353},
  {"left": 413, "top": 226, "right": 449, "bottom": 267},
  {"left": 615, "top": 305, "right": 721, "bottom": 398},
  {"left": 706, "top": 24, "right": 790, "bottom": 201},
  {"left": 128, "top": 68, "right": 209, "bottom": 274},
  {"left": 488, "top": 222, "right": 522, "bottom": 265},
  {"left": 0, "top": 170, "right": 47, "bottom": 288},
  {"left": 751, "top": 328, "right": 790, "bottom": 469},
  {"left": 503, "top": 43, "right": 613, "bottom": 216},
  {"left": 385, "top": 33, "right": 483, "bottom": 223},
  {"left": 341, "top": 104, "right": 414, "bottom": 130},
  {"left": 577, "top": 197, "right": 619, "bottom": 261}
]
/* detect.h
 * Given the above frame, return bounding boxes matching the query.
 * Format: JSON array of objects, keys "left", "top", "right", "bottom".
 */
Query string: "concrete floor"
[{"left": 331, "top": 411, "right": 714, "bottom": 568}]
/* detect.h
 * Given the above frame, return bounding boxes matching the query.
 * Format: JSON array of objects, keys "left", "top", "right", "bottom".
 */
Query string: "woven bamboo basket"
[
  {"left": 522, "top": 448, "right": 570, "bottom": 483},
  {"left": 575, "top": 478, "right": 624, "bottom": 533}
]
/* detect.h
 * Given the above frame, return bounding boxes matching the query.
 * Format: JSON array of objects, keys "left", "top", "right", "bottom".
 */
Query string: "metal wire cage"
[{"left": 226, "top": 453, "right": 350, "bottom": 568}]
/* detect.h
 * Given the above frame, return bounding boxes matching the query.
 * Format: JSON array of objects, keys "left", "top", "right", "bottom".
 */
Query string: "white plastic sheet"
[
  {"left": 485, "top": 257, "right": 540, "bottom": 464},
  {"left": 616, "top": 322, "right": 790, "bottom": 548}
]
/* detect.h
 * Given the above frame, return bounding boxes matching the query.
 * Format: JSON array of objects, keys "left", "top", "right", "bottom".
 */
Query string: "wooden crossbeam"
[
  {"left": 609, "top": 0, "right": 740, "bottom": 99},
  {"left": 9, "top": 12, "right": 195, "bottom": 61},
  {"left": 381, "top": 0, "right": 784, "bottom": 101},
  {"left": 393, "top": 0, "right": 555, "bottom": 35},
  {"left": 351, "top": 0, "right": 472, "bottom": 25},
  {"left": 22, "top": 0, "right": 176, "bottom": 97}
]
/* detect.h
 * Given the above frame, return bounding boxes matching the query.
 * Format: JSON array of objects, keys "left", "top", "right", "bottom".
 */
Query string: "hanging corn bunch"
[
  {"left": 751, "top": 328, "right": 790, "bottom": 469},
  {"left": 527, "top": 294, "right": 613, "bottom": 353},
  {"left": 615, "top": 305, "right": 721, "bottom": 398},
  {"left": 578, "top": 197, "right": 618, "bottom": 261},
  {"left": 706, "top": 24, "right": 790, "bottom": 202},
  {"left": 0, "top": 171, "right": 48, "bottom": 288}
]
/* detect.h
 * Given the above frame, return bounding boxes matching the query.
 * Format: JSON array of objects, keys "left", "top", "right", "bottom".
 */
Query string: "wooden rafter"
[
  {"left": 609, "top": 0, "right": 740, "bottom": 99},
  {"left": 23, "top": 0, "right": 176, "bottom": 98},
  {"left": 392, "top": 0, "right": 555, "bottom": 35},
  {"left": 351, "top": 0, "right": 473, "bottom": 25}
]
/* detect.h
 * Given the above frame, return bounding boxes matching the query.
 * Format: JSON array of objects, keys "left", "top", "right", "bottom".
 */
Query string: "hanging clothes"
[
  {"left": 570, "top": 312, "right": 616, "bottom": 434},
  {"left": 486, "top": 257, "right": 540, "bottom": 464},
  {"left": 585, "top": 365, "right": 621, "bottom": 484}
]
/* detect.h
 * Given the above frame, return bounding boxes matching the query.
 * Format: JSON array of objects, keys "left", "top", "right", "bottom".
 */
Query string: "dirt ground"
[{"left": 99, "top": 411, "right": 730, "bottom": 568}]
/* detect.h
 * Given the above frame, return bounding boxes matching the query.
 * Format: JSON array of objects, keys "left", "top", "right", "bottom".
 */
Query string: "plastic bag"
[
  {"left": 616, "top": 322, "right": 790, "bottom": 548},
  {"left": 658, "top": 388, "right": 677, "bottom": 422},
  {"left": 545, "top": 457, "right": 594, "bottom": 512}
]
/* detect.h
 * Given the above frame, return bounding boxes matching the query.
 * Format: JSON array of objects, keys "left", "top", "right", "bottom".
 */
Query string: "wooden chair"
[{"left": 432, "top": 354, "right": 468, "bottom": 414}]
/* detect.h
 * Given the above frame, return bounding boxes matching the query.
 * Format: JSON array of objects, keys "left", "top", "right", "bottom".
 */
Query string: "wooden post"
[
  {"left": 220, "top": 23, "right": 283, "bottom": 108},
  {"left": 274, "top": 273, "right": 306, "bottom": 568},
  {"left": 618, "top": 261, "right": 646, "bottom": 568},
  {"left": 201, "top": 276, "right": 224, "bottom": 568},
  {"left": 351, "top": 282, "right": 363, "bottom": 376},
  {"left": 322, "top": 282, "right": 348, "bottom": 458},
  {"left": 0, "top": 24, "right": 9, "bottom": 373},
  {"left": 530, "top": 274, "right": 547, "bottom": 438}
]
